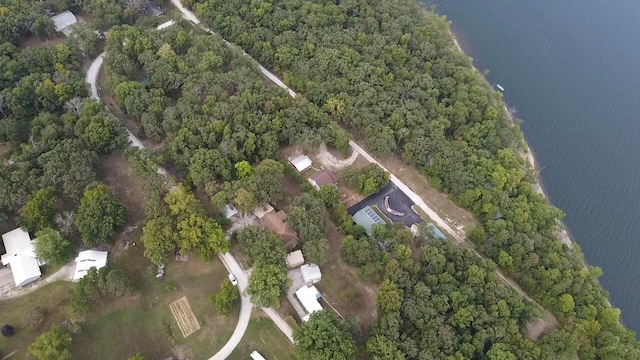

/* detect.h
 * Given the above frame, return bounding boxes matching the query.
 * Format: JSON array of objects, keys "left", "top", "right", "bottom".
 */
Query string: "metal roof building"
[
  {"left": 301, "top": 263, "right": 322, "bottom": 284},
  {"left": 73, "top": 250, "right": 108, "bottom": 282},
  {"left": 1, "top": 228, "right": 43, "bottom": 287},
  {"left": 50, "top": 10, "right": 77, "bottom": 35},
  {"left": 295, "top": 285, "right": 323, "bottom": 321},
  {"left": 352, "top": 205, "right": 386, "bottom": 236},
  {"left": 286, "top": 250, "right": 304, "bottom": 268},
  {"left": 289, "top": 155, "right": 312, "bottom": 173}
]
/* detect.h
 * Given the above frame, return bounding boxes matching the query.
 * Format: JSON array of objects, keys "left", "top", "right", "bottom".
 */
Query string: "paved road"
[
  {"left": 211, "top": 253, "right": 254, "bottom": 360},
  {"left": 85, "top": 52, "right": 256, "bottom": 358},
  {"left": 86, "top": 52, "right": 144, "bottom": 149}
]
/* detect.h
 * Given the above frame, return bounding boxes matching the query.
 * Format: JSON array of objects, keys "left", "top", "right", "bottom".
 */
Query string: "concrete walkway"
[{"left": 0, "top": 261, "right": 75, "bottom": 300}]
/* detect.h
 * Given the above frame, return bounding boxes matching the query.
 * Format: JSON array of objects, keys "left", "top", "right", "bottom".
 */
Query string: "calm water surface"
[{"left": 427, "top": 0, "right": 640, "bottom": 333}]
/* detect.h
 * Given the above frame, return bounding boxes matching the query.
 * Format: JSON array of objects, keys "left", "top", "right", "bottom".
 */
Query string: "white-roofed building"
[
  {"left": 289, "top": 155, "right": 312, "bottom": 173},
  {"left": 286, "top": 250, "right": 304, "bottom": 268},
  {"left": 50, "top": 10, "right": 78, "bottom": 35},
  {"left": 295, "top": 285, "right": 323, "bottom": 321},
  {"left": 73, "top": 250, "right": 108, "bottom": 282},
  {"left": 300, "top": 263, "right": 322, "bottom": 284},
  {"left": 1, "top": 228, "right": 43, "bottom": 287},
  {"left": 224, "top": 204, "right": 239, "bottom": 219}
]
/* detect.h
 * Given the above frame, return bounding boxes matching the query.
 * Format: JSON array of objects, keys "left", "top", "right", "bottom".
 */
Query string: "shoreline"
[{"left": 450, "top": 31, "right": 575, "bottom": 248}]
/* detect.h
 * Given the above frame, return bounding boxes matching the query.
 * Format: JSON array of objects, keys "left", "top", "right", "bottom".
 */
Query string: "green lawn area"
[
  {"left": 71, "top": 245, "right": 237, "bottom": 359},
  {"left": 0, "top": 245, "right": 237, "bottom": 360},
  {"left": 228, "top": 312, "right": 297, "bottom": 360},
  {"left": 0, "top": 281, "right": 75, "bottom": 358}
]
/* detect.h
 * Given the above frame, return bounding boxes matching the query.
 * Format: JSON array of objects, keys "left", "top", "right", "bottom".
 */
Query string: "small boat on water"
[{"left": 496, "top": 84, "right": 505, "bottom": 92}]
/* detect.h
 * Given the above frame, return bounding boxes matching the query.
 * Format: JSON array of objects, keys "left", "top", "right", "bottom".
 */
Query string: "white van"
[{"left": 250, "top": 350, "right": 266, "bottom": 360}]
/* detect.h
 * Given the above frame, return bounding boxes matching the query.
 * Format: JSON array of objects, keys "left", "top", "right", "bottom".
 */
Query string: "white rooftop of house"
[
  {"left": 295, "top": 285, "right": 323, "bottom": 320},
  {"left": 73, "top": 250, "right": 108, "bottom": 282},
  {"left": 1, "top": 228, "right": 42, "bottom": 287},
  {"left": 301, "top": 263, "right": 322, "bottom": 284},
  {"left": 224, "top": 204, "right": 239, "bottom": 219},
  {"left": 286, "top": 250, "right": 304, "bottom": 268},
  {"left": 289, "top": 155, "right": 312, "bottom": 173},
  {"left": 51, "top": 10, "right": 78, "bottom": 32}
]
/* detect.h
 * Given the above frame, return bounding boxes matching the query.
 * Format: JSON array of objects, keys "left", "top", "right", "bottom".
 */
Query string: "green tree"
[
  {"left": 247, "top": 159, "right": 285, "bottom": 203},
  {"left": 21, "top": 187, "right": 57, "bottom": 232},
  {"left": 177, "top": 215, "right": 228, "bottom": 260},
  {"left": 125, "top": 355, "right": 149, "bottom": 360},
  {"left": 375, "top": 280, "right": 403, "bottom": 314},
  {"left": 248, "top": 261, "right": 290, "bottom": 307},
  {"left": 164, "top": 185, "right": 202, "bottom": 218},
  {"left": 316, "top": 185, "right": 340, "bottom": 211},
  {"left": 234, "top": 161, "right": 253, "bottom": 179},
  {"left": 286, "top": 193, "right": 326, "bottom": 243},
  {"left": 293, "top": 311, "right": 355, "bottom": 360},
  {"left": 210, "top": 279, "right": 239, "bottom": 315},
  {"left": 28, "top": 325, "right": 72, "bottom": 360},
  {"left": 68, "top": 23, "right": 101, "bottom": 58},
  {"left": 236, "top": 226, "right": 286, "bottom": 266},
  {"left": 303, "top": 238, "right": 331, "bottom": 265},
  {"left": 75, "top": 184, "right": 126, "bottom": 246},
  {"left": 34, "top": 228, "right": 74, "bottom": 266},
  {"left": 141, "top": 216, "right": 177, "bottom": 265}
]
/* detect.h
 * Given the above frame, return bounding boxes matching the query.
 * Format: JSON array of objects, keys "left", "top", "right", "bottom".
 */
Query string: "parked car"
[{"left": 228, "top": 273, "right": 238, "bottom": 286}]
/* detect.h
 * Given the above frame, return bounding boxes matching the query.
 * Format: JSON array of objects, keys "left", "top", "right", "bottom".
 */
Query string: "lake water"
[{"left": 427, "top": 0, "right": 640, "bottom": 333}]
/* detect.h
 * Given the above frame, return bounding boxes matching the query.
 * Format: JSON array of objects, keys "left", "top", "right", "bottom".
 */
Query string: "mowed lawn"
[
  {"left": 0, "top": 281, "right": 76, "bottom": 358},
  {"left": 228, "top": 312, "right": 297, "bottom": 360},
  {"left": 71, "top": 245, "right": 237, "bottom": 360},
  {"left": 0, "top": 245, "right": 237, "bottom": 360}
]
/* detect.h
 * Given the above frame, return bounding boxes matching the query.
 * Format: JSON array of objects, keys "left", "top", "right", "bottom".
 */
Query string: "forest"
[
  {"left": 2, "top": 0, "right": 640, "bottom": 357},
  {"left": 187, "top": 0, "right": 640, "bottom": 358}
]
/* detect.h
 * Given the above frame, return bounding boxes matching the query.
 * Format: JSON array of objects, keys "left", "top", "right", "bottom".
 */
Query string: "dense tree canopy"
[
  {"left": 34, "top": 227, "right": 74, "bottom": 265},
  {"left": 28, "top": 325, "right": 72, "bottom": 360},
  {"left": 293, "top": 311, "right": 356, "bottom": 360},
  {"left": 190, "top": 0, "right": 640, "bottom": 356},
  {"left": 21, "top": 187, "right": 57, "bottom": 232},
  {"left": 104, "top": 25, "right": 334, "bottom": 193},
  {"left": 75, "top": 184, "right": 126, "bottom": 246}
]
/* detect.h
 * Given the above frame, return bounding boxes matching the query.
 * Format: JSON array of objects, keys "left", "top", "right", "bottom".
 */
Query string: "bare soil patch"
[{"left": 170, "top": 296, "right": 201, "bottom": 337}]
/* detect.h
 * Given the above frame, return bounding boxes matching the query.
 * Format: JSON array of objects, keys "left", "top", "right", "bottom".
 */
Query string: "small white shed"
[
  {"left": 51, "top": 10, "right": 78, "bottom": 35},
  {"left": 73, "top": 250, "right": 108, "bottom": 282},
  {"left": 224, "top": 204, "right": 238, "bottom": 219},
  {"left": 289, "top": 155, "right": 312, "bottom": 173},
  {"left": 301, "top": 263, "right": 322, "bottom": 284},
  {"left": 286, "top": 250, "right": 304, "bottom": 268}
]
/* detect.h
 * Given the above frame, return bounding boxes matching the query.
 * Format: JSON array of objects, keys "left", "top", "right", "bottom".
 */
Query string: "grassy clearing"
[
  {"left": 0, "top": 245, "right": 236, "bottom": 360},
  {"left": 228, "top": 311, "right": 297, "bottom": 360},
  {"left": 70, "top": 245, "right": 236, "bottom": 360},
  {"left": 0, "top": 281, "right": 75, "bottom": 358},
  {"left": 318, "top": 217, "right": 379, "bottom": 329}
]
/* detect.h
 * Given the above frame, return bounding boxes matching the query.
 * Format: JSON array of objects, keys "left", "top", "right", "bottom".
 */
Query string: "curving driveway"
[{"left": 85, "top": 50, "right": 257, "bottom": 358}]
